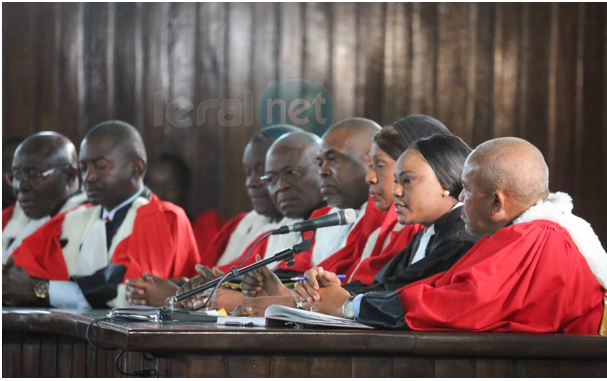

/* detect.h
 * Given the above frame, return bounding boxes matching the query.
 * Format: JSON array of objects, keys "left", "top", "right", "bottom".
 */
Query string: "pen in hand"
[{"left": 290, "top": 274, "right": 346, "bottom": 281}]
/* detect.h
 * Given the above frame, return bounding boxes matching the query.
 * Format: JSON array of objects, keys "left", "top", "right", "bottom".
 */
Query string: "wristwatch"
[
  {"left": 34, "top": 281, "right": 50, "bottom": 299},
  {"left": 342, "top": 296, "right": 356, "bottom": 320}
]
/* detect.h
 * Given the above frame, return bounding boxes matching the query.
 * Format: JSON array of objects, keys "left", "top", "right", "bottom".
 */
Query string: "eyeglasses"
[
  {"left": 5, "top": 165, "right": 70, "bottom": 187},
  {"left": 260, "top": 163, "right": 316, "bottom": 188}
]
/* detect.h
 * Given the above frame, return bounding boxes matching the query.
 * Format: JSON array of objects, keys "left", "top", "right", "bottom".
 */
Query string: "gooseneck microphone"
[{"left": 271, "top": 209, "right": 357, "bottom": 235}]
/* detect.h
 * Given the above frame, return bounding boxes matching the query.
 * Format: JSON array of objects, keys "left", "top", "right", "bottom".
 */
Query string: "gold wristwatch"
[{"left": 34, "top": 281, "right": 50, "bottom": 299}]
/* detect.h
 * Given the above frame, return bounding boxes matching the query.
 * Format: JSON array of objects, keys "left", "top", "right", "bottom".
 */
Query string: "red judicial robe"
[
  {"left": 347, "top": 205, "right": 422, "bottom": 285},
  {"left": 12, "top": 193, "right": 200, "bottom": 283},
  {"left": 302, "top": 199, "right": 388, "bottom": 278},
  {"left": 397, "top": 220, "right": 604, "bottom": 334},
  {"left": 198, "top": 212, "right": 248, "bottom": 267},
  {"left": 192, "top": 210, "right": 225, "bottom": 260}
]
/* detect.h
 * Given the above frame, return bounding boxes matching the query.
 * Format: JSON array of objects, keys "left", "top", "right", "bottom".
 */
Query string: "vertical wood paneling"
[
  {"left": 576, "top": 3, "right": 607, "bottom": 235},
  {"left": 71, "top": 340, "right": 86, "bottom": 377},
  {"left": 361, "top": 3, "right": 387, "bottom": 123},
  {"left": 113, "top": 3, "right": 139, "bottom": 128},
  {"left": 435, "top": 358, "right": 476, "bottom": 377},
  {"left": 576, "top": 2, "right": 606, "bottom": 237},
  {"left": 549, "top": 3, "right": 579, "bottom": 195},
  {"left": 142, "top": 3, "right": 170, "bottom": 157},
  {"left": 167, "top": 2, "right": 198, "bottom": 216},
  {"left": 56, "top": 335, "right": 73, "bottom": 377},
  {"left": 85, "top": 3, "right": 114, "bottom": 128},
  {"left": 3, "top": 3, "right": 35, "bottom": 136},
  {"left": 475, "top": 359, "right": 517, "bottom": 377},
  {"left": 187, "top": 354, "right": 226, "bottom": 377},
  {"left": 493, "top": 3, "right": 522, "bottom": 138},
  {"left": 252, "top": 2, "right": 279, "bottom": 123},
  {"left": 227, "top": 355, "right": 269, "bottom": 377},
  {"left": 225, "top": 2, "right": 254, "bottom": 215},
  {"left": 269, "top": 356, "right": 311, "bottom": 377},
  {"left": 470, "top": 3, "right": 496, "bottom": 146},
  {"left": 332, "top": 2, "right": 357, "bottom": 122},
  {"left": 392, "top": 357, "right": 434, "bottom": 377},
  {"left": 196, "top": 2, "right": 228, "bottom": 216},
  {"left": 278, "top": 3, "right": 304, "bottom": 80},
  {"left": 310, "top": 356, "right": 352, "bottom": 377},
  {"left": 57, "top": 3, "right": 85, "bottom": 142},
  {"left": 411, "top": 2, "right": 438, "bottom": 116},
  {"left": 352, "top": 356, "right": 392, "bottom": 377},
  {"left": 304, "top": 3, "right": 332, "bottom": 90},
  {"left": 2, "top": 3, "right": 606, "bottom": 242},
  {"left": 437, "top": 2, "right": 471, "bottom": 136},
  {"left": 21, "top": 332, "right": 41, "bottom": 378},
  {"left": 518, "top": 359, "right": 559, "bottom": 377},
  {"left": 31, "top": 3, "right": 59, "bottom": 132},
  {"left": 39, "top": 334, "right": 58, "bottom": 377},
  {"left": 382, "top": 3, "right": 412, "bottom": 124},
  {"left": 85, "top": 343, "right": 98, "bottom": 377},
  {"left": 518, "top": 3, "right": 552, "bottom": 152},
  {"left": 2, "top": 331, "right": 22, "bottom": 377}
]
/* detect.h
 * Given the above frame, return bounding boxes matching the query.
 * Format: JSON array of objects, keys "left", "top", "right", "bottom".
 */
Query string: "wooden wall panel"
[{"left": 2, "top": 3, "right": 606, "bottom": 242}]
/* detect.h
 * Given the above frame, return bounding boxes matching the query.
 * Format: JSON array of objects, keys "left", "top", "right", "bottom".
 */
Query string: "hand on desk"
[
  {"left": 125, "top": 273, "right": 179, "bottom": 307},
  {"left": 206, "top": 287, "right": 244, "bottom": 312},
  {"left": 293, "top": 267, "right": 350, "bottom": 318},
  {"left": 240, "top": 254, "right": 291, "bottom": 298},
  {"left": 232, "top": 295, "right": 296, "bottom": 317},
  {"left": 2, "top": 256, "right": 46, "bottom": 305},
  {"left": 176, "top": 265, "right": 223, "bottom": 308},
  {"left": 292, "top": 266, "right": 342, "bottom": 303}
]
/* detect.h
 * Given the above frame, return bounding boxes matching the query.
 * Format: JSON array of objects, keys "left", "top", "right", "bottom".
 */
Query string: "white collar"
[
  {"left": 423, "top": 202, "right": 462, "bottom": 234},
  {"left": 102, "top": 188, "right": 144, "bottom": 222}
]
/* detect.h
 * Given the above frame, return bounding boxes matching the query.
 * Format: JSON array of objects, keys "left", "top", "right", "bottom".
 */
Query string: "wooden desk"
[{"left": 3, "top": 308, "right": 607, "bottom": 377}]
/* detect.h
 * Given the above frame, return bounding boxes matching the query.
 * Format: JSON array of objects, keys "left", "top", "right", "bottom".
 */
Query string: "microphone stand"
[{"left": 158, "top": 235, "right": 313, "bottom": 322}]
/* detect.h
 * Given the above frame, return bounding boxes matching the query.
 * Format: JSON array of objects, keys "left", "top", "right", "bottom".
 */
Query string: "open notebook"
[{"left": 264, "top": 305, "right": 375, "bottom": 329}]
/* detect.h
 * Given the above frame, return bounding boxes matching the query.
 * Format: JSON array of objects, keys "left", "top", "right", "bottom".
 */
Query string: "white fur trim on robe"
[
  {"left": 2, "top": 192, "right": 88, "bottom": 263},
  {"left": 217, "top": 211, "right": 273, "bottom": 266},
  {"left": 513, "top": 192, "right": 607, "bottom": 289}
]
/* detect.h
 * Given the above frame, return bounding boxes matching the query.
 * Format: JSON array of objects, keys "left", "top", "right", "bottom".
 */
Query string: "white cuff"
[
  {"left": 49, "top": 281, "right": 92, "bottom": 310},
  {"left": 352, "top": 294, "right": 364, "bottom": 318}
]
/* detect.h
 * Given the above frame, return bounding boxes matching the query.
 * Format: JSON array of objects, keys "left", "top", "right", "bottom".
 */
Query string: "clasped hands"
[{"left": 233, "top": 264, "right": 351, "bottom": 318}]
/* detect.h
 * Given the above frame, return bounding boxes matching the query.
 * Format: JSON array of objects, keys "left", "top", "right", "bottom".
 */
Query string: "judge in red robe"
[
  {"left": 4, "top": 121, "right": 200, "bottom": 309},
  {"left": 2, "top": 132, "right": 85, "bottom": 263}
]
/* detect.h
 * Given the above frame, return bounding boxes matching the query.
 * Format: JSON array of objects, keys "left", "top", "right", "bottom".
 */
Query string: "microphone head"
[{"left": 342, "top": 208, "right": 357, "bottom": 224}]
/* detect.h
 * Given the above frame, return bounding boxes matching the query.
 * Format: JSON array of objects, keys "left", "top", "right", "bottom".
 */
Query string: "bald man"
[
  {"left": 5, "top": 121, "right": 200, "bottom": 308},
  {"left": 2, "top": 132, "right": 86, "bottom": 262},
  {"left": 306, "top": 137, "right": 606, "bottom": 334}
]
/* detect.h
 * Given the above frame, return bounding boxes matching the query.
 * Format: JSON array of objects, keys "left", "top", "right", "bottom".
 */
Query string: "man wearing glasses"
[{"left": 2, "top": 132, "right": 86, "bottom": 264}]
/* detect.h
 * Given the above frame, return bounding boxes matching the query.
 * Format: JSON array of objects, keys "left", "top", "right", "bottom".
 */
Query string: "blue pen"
[{"left": 290, "top": 274, "right": 346, "bottom": 281}]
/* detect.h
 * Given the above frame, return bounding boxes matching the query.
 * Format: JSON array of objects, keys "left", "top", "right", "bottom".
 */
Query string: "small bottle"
[{"left": 600, "top": 292, "right": 607, "bottom": 336}]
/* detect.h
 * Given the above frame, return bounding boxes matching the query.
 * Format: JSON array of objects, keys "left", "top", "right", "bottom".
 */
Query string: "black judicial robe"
[{"left": 346, "top": 206, "right": 481, "bottom": 328}]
